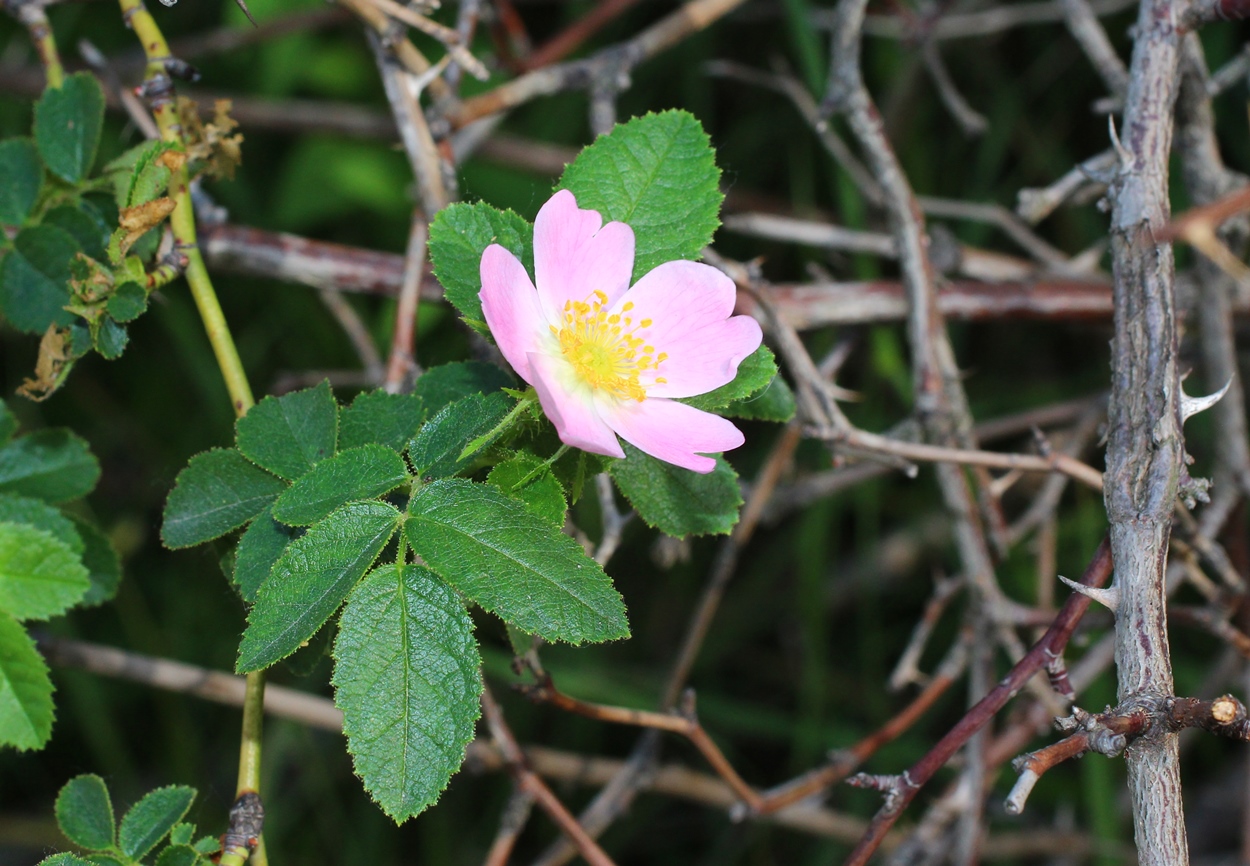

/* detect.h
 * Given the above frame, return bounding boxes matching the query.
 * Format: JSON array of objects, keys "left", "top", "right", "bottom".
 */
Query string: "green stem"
[
  {"left": 458, "top": 389, "right": 537, "bottom": 461},
  {"left": 10, "top": 1, "right": 64, "bottom": 89},
  {"left": 120, "top": 0, "right": 264, "bottom": 857}
]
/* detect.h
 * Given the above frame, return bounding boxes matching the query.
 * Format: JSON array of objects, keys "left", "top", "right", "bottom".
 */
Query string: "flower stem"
[
  {"left": 119, "top": 0, "right": 264, "bottom": 855},
  {"left": 458, "top": 389, "right": 538, "bottom": 461}
]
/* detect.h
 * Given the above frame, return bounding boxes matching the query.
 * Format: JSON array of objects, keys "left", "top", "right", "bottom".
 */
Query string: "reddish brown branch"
[
  {"left": 519, "top": 0, "right": 643, "bottom": 70},
  {"left": 480, "top": 687, "right": 619, "bottom": 866},
  {"left": 518, "top": 676, "right": 764, "bottom": 812},
  {"left": 841, "top": 536, "right": 1112, "bottom": 866}
]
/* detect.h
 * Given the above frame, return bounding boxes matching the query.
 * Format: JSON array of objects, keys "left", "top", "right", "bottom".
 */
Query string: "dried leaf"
[
  {"left": 117, "top": 198, "right": 176, "bottom": 257},
  {"left": 177, "top": 98, "right": 243, "bottom": 181},
  {"left": 18, "top": 326, "right": 72, "bottom": 401}
]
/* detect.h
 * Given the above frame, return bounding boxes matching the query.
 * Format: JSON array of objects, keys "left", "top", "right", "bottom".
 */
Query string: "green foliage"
[
  {"left": 0, "top": 138, "right": 43, "bottom": 226},
  {"left": 0, "top": 408, "right": 114, "bottom": 750},
  {"left": 235, "top": 380, "right": 339, "bottom": 480},
  {"left": 37, "top": 855, "right": 96, "bottom": 866},
  {"left": 106, "top": 283, "right": 148, "bottom": 323},
  {"left": 0, "top": 224, "right": 80, "bottom": 333},
  {"left": 232, "top": 505, "right": 296, "bottom": 604},
  {"left": 55, "top": 774, "right": 115, "bottom": 850},
  {"left": 411, "top": 361, "right": 513, "bottom": 416},
  {"left": 70, "top": 515, "right": 122, "bottom": 606},
  {"left": 406, "top": 479, "right": 629, "bottom": 644},
  {"left": 43, "top": 204, "right": 109, "bottom": 262},
  {"left": 0, "top": 522, "right": 90, "bottom": 620},
  {"left": 0, "top": 428, "right": 100, "bottom": 503},
  {"left": 558, "top": 110, "right": 723, "bottom": 282},
  {"left": 333, "top": 565, "right": 482, "bottom": 821},
  {"left": 161, "top": 449, "right": 286, "bottom": 549},
  {"left": 682, "top": 345, "right": 783, "bottom": 415},
  {"left": 0, "top": 612, "right": 53, "bottom": 750},
  {"left": 427, "top": 203, "right": 533, "bottom": 332},
  {"left": 487, "top": 454, "right": 566, "bottom": 526},
  {"left": 407, "top": 391, "right": 513, "bottom": 479},
  {"left": 339, "top": 390, "right": 424, "bottom": 453},
  {"left": 272, "top": 445, "right": 408, "bottom": 526},
  {"left": 610, "top": 445, "right": 742, "bottom": 538},
  {"left": 34, "top": 73, "right": 105, "bottom": 184},
  {"left": 237, "top": 501, "right": 401, "bottom": 672},
  {"left": 118, "top": 786, "right": 196, "bottom": 861},
  {"left": 43, "top": 776, "right": 205, "bottom": 866}
]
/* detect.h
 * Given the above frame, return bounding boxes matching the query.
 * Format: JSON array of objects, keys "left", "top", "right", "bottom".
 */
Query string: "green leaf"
[
  {"left": 161, "top": 449, "right": 286, "bottom": 549},
  {"left": 407, "top": 392, "right": 513, "bottom": 480},
  {"left": 154, "top": 844, "right": 200, "bottom": 866},
  {"left": 609, "top": 444, "right": 742, "bottom": 538},
  {"left": 721, "top": 374, "right": 795, "bottom": 421},
  {"left": 55, "top": 775, "right": 115, "bottom": 851},
  {"left": 413, "top": 361, "right": 514, "bottom": 417},
  {"left": 0, "top": 429, "right": 100, "bottom": 503},
  {"left": 0, "top": 403, "right": 16, "bottom": 445},
  {"left": 407, "top": 479, "right": 628, "bottom": 644},
  {"left": 681, "top": 345, "right": 779, "bottom": 412},
  {"left": 168, "top": 822, "right": 194, "bottom": 846},
  {"left": 38, "top": 855, "right": 97, "bottom": 866},
  {"left": 235, "top": 381, "right": 338, "bottom": 481},
  {"left": 69, "top": 515, "right": 122, "bottom": 606},
  {"left": 339, "top": 390, "right": 424, "bottom": 453},
  {"left": 272, "top": 445, "right": 408, "bottom": 526},
  {"left": 558, "top": 110, "right": 722, "bottom": 281},
  {"left": 237, "top": 501, "right": 401, "bottom": 672},
  {"left": 94, "top": 318, "right": 128, "bottom": 360},
  {"left": 103, "top": 141, "right": 172, "bottom": 208},
  {"left": 84, "top": 855, "right": 126, "bottom": 866},
  {"left": 106, "top": 282, "right": 147, "bottom": 323},
  {"left": 118, "top": 786, "right": 196, "bottom": 861},
  {"left": 333, "top": 564, "right": 482, "bottom": 822},
  {"left": 232, "top": 505, "right": 297, "bottom": 604},
  {"left": 43, "top": 205, "right": 108, "bottom": 263},
  {"left": 34, "top": 72, "right": 106, "bottom": 184},
  {"left": 487, "top": 454, "right": 566, "bottom": 526},
  {"left": 0, "top": 139, "right": 42, "bottom": 226},
  {"left": 0, "top": 612, "right": 52, "bottom": 749},
  {"left": 0, "top": 522, "right": 90, "bottom": 620},
  {"left": 192, "top": 836, "right": 219, "bottom": 855},
  {"left": 428, "top": 202, "right": 533, "bottom": 332},
  {"left": 0, "top": 493, "right": 82, "bottom": 555},
  {"left": 0, "top": 224, "right": 80, "bottom": 334}
]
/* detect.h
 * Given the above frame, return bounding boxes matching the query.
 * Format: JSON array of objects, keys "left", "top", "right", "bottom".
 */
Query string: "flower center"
[{"left": 552, "top": 291, "right": 667, "bottom": 402}]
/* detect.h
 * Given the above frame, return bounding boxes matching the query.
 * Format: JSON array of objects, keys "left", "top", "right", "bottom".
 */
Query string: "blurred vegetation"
[{"left": 2, "top": 0, "right": 1249, "bottom": 864}]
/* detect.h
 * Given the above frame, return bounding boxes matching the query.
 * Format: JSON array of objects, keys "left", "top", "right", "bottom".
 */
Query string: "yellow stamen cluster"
[{"left": 552, "top": 291, "right": 668, "bottom": 401}]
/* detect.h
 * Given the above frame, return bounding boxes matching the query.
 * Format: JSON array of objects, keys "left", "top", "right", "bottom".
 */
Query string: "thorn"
[
  {"left": 1179, "top": 375, "right": 1232, "bottom": 424},
  {"left": 1058, "top": 574, "right": 1119, "bottom": 613},
  {"left": 1107, "top": 115, "right": 1133, "bottom": 169},
  {"left": 234, "top": 0, "right": 258, "bottom": 26}
]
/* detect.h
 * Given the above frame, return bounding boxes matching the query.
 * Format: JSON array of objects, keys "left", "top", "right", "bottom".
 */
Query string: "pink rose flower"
[{"left": 478, "top": 190, "right": 763, "bottom": 473}]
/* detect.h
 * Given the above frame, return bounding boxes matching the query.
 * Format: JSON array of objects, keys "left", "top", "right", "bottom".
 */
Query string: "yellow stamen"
[{"left": 555, "top": 292, "right": 667, "bottom": 402}]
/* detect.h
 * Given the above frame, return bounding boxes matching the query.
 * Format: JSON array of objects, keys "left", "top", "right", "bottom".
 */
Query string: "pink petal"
[
  {"left": 646, "top": 316, "right": 763, "bottom": 399},
  {"left": 608, "top": 259, "right": 762, "bottom": 398},
  {"left": 529, "top": 351, "right": 625, "bottom": 459},
  {"left": 480, "top": 244, "right": 548, "bottom": 384},
  {"left": 597, "top": 397, "right": 745, "bottom": 473},
  {"left": 533, "top": 190, "right": 635, "bottom": 321}
]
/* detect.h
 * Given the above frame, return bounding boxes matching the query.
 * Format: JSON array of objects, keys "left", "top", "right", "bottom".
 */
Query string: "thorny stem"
[
  {"left": 5, "top": 0, "right": 64, "bottom": 88},
  {"left": 120, "top": 0, "right": 263, "bottom": 856}
]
